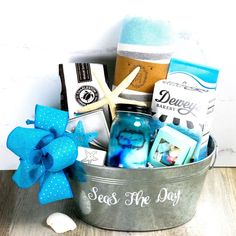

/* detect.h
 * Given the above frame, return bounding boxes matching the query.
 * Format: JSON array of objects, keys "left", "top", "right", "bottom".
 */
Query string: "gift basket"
[
  {"left": 69, "top": 137, "right": 216, "bottom": 231},
  {"left": 6, "top": 16, "right": 219, "bottom": 232}
]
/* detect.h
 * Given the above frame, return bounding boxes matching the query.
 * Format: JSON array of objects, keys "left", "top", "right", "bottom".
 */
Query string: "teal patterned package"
[
  {"left": 166, "top": 58, "right": 219, "bottom": 160},
  {"left": 151, "top": 79, "right": 209, "bottom": 162}
]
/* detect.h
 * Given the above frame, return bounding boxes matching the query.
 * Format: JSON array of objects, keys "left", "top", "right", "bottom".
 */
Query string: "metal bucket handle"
[{"left": 209, "top": 136, "right": 218, "bottom": 170}]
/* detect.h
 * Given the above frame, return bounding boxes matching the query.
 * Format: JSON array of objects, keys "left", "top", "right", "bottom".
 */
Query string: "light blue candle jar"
[{"left": 107, "top": 104, "right": 152, "bottom": 168}]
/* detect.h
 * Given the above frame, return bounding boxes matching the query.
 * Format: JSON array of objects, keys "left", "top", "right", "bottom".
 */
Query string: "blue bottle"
[{"left": 107, "top": 104, "right": 151, "bottom": 168}]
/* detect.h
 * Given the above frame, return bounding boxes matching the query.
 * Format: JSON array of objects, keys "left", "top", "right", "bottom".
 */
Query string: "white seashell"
[
  {"left": 79, "top": 190, "right": 91, "bottom": 215},
  {"left": 46, "top": 212, "right": 77, "bottom": 233}
]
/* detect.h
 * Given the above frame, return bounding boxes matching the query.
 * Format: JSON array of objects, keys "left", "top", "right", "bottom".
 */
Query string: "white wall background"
[{"left": 0, "top": 0, "right": 235, "bottom": 169}]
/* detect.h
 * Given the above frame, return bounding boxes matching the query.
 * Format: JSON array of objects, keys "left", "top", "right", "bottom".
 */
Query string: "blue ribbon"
[{"left": 7, "top": 104, "right": 95, "bottom": 204}]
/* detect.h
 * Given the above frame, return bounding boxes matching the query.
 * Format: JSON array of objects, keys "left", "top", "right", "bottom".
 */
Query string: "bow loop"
[
  {"left": 41, "top": 137, "right": 77, "bottom": 172},
  {"left": 39, "top": 171, "right": 73, "bottom": 204},
  {"left": 34, "top": 104, "right": 69, "bottom": 137},
  {"left": 12, "top": 160, "right": 45, "bottom": 188},
  {"left": 29, "top": 149, "right": 43, "bottom": 165},
  {"left": 7, "top": 127, "right": 51, "bottom": 160}
]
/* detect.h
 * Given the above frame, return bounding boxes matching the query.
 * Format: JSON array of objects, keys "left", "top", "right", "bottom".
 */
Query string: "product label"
[
  {"left": 75, "top": 85, "right": 99, "bottom": 106},
  {"left": 152, "top": 80, "right": 209, "bottom": 130},
  {"left": 114, "top": 55, "right": 169, "bottom": 93},
  {"left": 75, "top": 63, "right": 92, "bottom": 83},
  {"left": 86, "top": 187, "right": 181, "bottom": 207},
  {"left": 59, "top": 63, "right": 108, "bottom": 118},
  {"left": 116, "top": 129, "right": 145, "bottom": 149}
]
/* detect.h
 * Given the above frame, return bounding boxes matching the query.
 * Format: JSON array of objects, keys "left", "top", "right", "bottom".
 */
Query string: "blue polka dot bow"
[{"left": 7, "top": 105, "right": 97, "bottom": 204}]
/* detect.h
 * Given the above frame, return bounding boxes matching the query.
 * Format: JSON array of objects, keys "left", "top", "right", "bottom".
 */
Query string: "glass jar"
[{"left": 107, "top": 104, "right": 151, "bottom": 168}]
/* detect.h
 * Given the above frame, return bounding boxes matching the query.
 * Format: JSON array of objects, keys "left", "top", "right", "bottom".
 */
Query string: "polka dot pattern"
[
  {"left": 12, "top": 160, "right": 45, "bottom": 188},
  {"left": 42, "top": 137, "right": 77, "bottom": 172},
  {"left": 7, "top": 104, "right": 79, "bottom": 205},
  {"left": 39, "top": 171, "right": 73, "bottom": 205},
  {"left": 34, "top": 104, "right": 69, "bottom": 137},
  {"left": 7, "top": 127, "right": 51, "bottom": 160}
]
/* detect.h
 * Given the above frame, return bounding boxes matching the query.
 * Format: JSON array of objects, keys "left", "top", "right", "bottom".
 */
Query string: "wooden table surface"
[{"left": 0, "top": 168, "right": 236, "bottom": 236}]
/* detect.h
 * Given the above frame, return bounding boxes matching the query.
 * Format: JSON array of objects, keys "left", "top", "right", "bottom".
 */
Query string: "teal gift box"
[{"left": 148, "top": 125, "right": 197, "bottom": 167}]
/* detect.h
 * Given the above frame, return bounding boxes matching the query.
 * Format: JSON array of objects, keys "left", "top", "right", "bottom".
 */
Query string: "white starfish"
[
  {"left": 81, "top": 150, "right": 98, "bottom": 164},
  {"left": 76, "top": 67, "right": 147, "bottom": 119}
]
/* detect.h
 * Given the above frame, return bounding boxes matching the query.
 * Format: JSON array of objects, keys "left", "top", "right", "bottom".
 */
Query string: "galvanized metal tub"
[{"left": 68, "top": 136, "right": 217, "bottom": 231}]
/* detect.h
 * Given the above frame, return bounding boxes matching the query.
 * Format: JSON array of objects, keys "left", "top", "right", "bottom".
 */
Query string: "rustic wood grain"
[{"left": 0, "top": 168, "right": 236, "bottom": 236}]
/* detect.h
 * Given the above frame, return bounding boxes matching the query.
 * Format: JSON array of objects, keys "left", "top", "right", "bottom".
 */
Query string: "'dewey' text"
[{"left": 155, "top": 90, "right": 198, "bottom": 115}]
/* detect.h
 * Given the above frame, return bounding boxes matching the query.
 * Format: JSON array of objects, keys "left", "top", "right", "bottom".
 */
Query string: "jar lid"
[{"left": 116, "top": 104, "right": 152, "bottom": 116}]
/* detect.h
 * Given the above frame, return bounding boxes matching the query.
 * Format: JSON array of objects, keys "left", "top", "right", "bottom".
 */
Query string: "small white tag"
[{"left": 77, "top": 147, "right": 106, "bottom": 166}]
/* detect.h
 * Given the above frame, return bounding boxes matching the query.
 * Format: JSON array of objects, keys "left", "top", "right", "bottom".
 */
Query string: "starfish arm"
[
  {"left": 76, "top": 67, "right": 142, "bottom": 120},
  {"left": 91, "top": 71, "right": 113, "bottom": 98},
  {"left": 90, "top": 70, "right": 117, "bottom": 119},
  {"left": 112, "top": 67, "right": 140, "bottom": 97},
  {"left": 117, "top": 97, "right": 147, "bottom": 107},
  {"left": 108, "top": 102, "right": 116, "bottom": 120},
  {"left": 76, "top": 98, "right": 107, "bottom": 113},
  {"left": 101, "top": 95, "right": 116, "bottom": 119}
]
